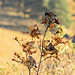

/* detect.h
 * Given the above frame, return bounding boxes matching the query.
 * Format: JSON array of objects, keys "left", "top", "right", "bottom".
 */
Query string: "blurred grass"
[{"left": 0, "top": 28, "right": 75, "bottom": 75}]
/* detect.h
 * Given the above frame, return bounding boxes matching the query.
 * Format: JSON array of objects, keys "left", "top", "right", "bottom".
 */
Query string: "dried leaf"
[
  {"left": 54, "top": 19, "right": 59, "bottom": 24},
  {"left": 30, "top": 25, "right": 41, "bottom": 39},
  {"left": 22, "top": 44, "right": 26, "bottom": 48},
  {"left": 50, "top": 24, "right": 56, "bottom": 29},
  {"left": 41, "top": 18, "right": 48, "bottom": 24},
  {"left": 53, "top": 36, "right": 68, "bottom": 45},
  {"left": 30, "top": 26, "right": 34, "bottom": 31},
  {"left": 14, "top": 52, "right": 17, "bottom": 55}
]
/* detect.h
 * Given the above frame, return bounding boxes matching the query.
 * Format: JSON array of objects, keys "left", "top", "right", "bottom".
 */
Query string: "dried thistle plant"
[{"left": 12, "top": 11, "right": 68, "bottom": 75}]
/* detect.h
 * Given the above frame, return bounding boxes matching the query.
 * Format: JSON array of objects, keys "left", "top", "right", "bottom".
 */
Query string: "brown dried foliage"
[{"left": 12, "top": 11, "right": 69, "bottom": 75}]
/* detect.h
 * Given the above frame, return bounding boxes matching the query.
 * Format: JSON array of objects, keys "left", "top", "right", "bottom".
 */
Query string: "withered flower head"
[
  {"left": 30, "top": 24, "right": 41, "bottom": 39},
  {"left": 41, "top": 18, "right": 48, "bottom": 24},
  {"left": 45, "top": 11, "right": 56, "bottom": 18},
  {"left": 41, "top": 11, "right": 59, "bottom": 29},
  {"left": 14, "top": 37, "right": 18, "bottom": 41},
  {"left": 53, "top": 36, "right": 68, "bottom": 45}
]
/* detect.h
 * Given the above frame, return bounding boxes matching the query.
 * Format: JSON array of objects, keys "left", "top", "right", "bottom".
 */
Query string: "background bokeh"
[{"left": 0, "top": 0, "right": 75, "bottom": 75}]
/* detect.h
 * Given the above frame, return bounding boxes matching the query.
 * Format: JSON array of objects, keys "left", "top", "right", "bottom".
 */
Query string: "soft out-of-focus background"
[{"left": 0, "top": 0, "right": 75, "bottom": 75}]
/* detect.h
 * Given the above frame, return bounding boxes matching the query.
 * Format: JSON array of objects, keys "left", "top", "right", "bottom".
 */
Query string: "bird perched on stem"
[
  {"left": 29, "top": 56, "right": 37, "bottom": 68},
  {"left": 45, "top": 43, "right": 59, "bottom": 55}
]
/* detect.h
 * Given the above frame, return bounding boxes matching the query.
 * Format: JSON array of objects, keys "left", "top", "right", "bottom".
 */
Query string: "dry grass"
[
  {"left": 0, "top": 28, "right": 31, "bottom": 65},
  {"left": 0, "top": 28, "right": 75, "bottom": 75}
]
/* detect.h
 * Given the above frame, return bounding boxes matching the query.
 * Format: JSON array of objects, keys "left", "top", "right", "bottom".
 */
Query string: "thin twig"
[
  {"left": 28, "top": 37, "right": 33, "bottom": 75},
  {"left": 37, "top": 26, "right": 49, "bottom": 75},
  {"left": 32, "top": 66, "right": 37, "bottom": 72},
  {"left": 39, "top": 38, "right": 42, "bottom": 52},
  {"left": 16, "top": 40, "right": 22, "bottom": 47},
  {"left": 29, "top": 68, "right": 31, "bottom": 75}
]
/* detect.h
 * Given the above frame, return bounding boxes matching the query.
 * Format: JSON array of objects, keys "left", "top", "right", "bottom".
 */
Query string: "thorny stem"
[{"left": 37, "top": 25, "right": 49, "bottom": 75}]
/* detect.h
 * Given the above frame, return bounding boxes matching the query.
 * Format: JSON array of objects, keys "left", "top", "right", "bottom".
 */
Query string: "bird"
[
  {"left": 29, "top": 56, "right": 37, "bottom": 68},
  {"left": 45, "top": 43, "right": 59, "bottom": 55}
]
